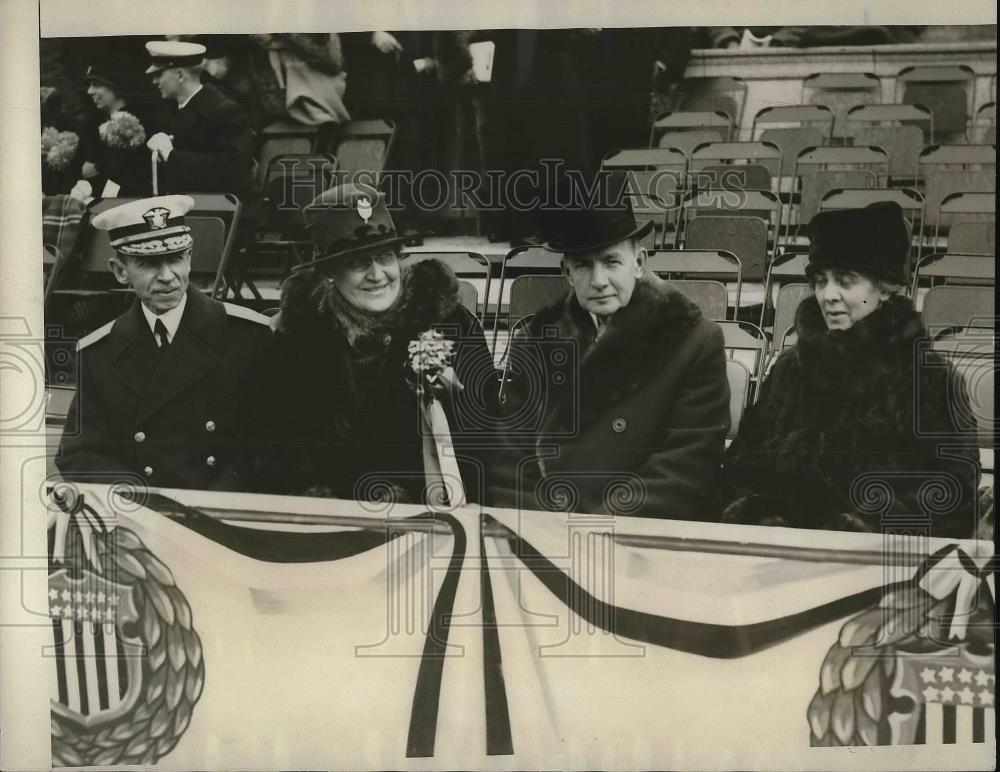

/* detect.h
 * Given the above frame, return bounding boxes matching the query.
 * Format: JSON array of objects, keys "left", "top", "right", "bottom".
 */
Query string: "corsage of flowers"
[
  {"left": 406, "top": 329, "right": 466, "bottom": 507},
  {"left": 41, "top": 126, "right": 80, "bottom": 171},
  {"left": 99, "top": 110, "right": 147, "bottom": 149}
]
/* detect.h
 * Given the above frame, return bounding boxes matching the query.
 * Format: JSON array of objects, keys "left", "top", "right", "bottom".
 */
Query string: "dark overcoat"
[
  {"left": 490, "top": 273, "right": 731, "bottom": 519},
  {"left": 157, "top": 83, "right": 256, "bottom": 198},
  {"left": 724, "top": 294, "right": 981, "bottom": 537},
  {"left": 248, "top": 259, "right": 499, "bottom": 503},
  {"left": 57, "top": 288, "right": 273, "bottom": 491}
]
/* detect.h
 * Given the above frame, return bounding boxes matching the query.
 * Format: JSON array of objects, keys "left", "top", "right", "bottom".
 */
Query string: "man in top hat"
[
  {"left": 56, "top": 195, "right": 272, "bottom": 491},
  {"left": 144, "top": 40, "right": 257, "bottom": 243},
  {"left": 246, "top": 182, "right": 498, "bottom": 502},
  {"left": 489, "top": 174, "right": 731, "bottom": 519}
]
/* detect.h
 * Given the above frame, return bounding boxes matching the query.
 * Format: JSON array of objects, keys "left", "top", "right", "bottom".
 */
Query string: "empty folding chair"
[
  {"left": 646, "top": 249, "right": 742, "bottom": 319},
  {"left": 801, "top": 72, "right": 882, "bottom": 140},
  {"left": 917, "top": 145, "right": 996, "bottom": 241},
  {"left": 650, "top": 110, "right": 732, "bottom": 150},
  {"left": 921, "top": 285, "right": 995, "bottom": 329},
  {"left": 493, "top": 245, "right": 564, "bottom": 348},
  {"left": 760, "top": 249, "right": 810, "bottom": 340},
  {"left": 752, "top": 105, "right": 835, "bottom": 181},
  {"left": 845, "top": 103, "right": 934, "bottom": 181},
  {"left": 717, "top": 320, "right": 769, "bottom": 383},
  {"left": 256, "top": 120, "right": 324, "bottom": 186},
  {"left": 933, "top": 190, "right": 996, "bottom": 245},
  {"left": 791, "top": 146, "right": 890, "bottom": 234},
  {"left": 669, "top": 76, "right": 748, "bottom": 129},
  {"left": 602, "top": 147, "right": 688, "bottom": 241},
  {"left": 896, "top": 65, "right": 976, "bottom": 141},
  {"left": 948, "top": 221, "right": 996, "bottom": 256},
  {"left": 725, "top": 359, "right": 753, "bottom": 440},
  {"left": 689, "top": 140, "right": 782, "bottom": 193},
  {"left": 912, "top": 252, "right": 995, "bottom": 310},
  {"left": 327, "top": 119, "right": 396, "bottom": 184}
]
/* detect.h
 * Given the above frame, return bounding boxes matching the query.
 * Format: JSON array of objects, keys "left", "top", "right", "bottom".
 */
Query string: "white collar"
[
  {"left": 141, "top": 292, "right": 187, "bottom": 344},
  {"left": 178, "top": 84, "right": 203, "bottom": 110}
]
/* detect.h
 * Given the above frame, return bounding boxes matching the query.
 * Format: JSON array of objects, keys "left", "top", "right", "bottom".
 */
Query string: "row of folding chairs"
[{"left": 658, "top": 67, "right": 995, "bottom": 146}]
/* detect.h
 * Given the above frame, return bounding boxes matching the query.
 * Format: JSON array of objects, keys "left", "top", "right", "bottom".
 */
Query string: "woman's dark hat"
[
  {"left": 540, "top": 170, "right": 653, "bottom": 254},
  {"left": 85, "top": 63, "right": 124, "bottom": 93},
  {"left": 297, "top": 183, "right": 408, "bottom": 272},
  {"left": 807, "top": 201, "right": 909, "bottom": 284}
]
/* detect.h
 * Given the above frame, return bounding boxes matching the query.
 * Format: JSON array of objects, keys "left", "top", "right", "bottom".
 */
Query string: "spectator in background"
[
  {"left": 723, "top": 203, "right": 980, "bottom": 537},
  {"left": 74, "top": 61, "right": 157, "bottom": 197},
  {"left": 145, "top": 41, "right": 258, "bottom": 246},
  {"left": 193, "top": 35, "right": 269, "bottom": 132}
]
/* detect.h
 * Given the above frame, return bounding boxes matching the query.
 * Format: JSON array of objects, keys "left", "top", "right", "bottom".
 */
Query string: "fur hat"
[{"left": 807, "top": 201, "right": 909, "bottom": 284}]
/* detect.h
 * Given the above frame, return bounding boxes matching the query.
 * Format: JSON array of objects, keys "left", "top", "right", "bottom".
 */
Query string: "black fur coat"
[
  {"left": 724, "top": 294, "right": 981, "bottom": 536},
  {"left": 247, "top": 259, "right": 498, "bottom": 503}
]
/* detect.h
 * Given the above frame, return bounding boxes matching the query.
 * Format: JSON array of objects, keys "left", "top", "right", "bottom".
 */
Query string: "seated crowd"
[{"left": 55, "top": 181, "right": 984, "bottom": 540}]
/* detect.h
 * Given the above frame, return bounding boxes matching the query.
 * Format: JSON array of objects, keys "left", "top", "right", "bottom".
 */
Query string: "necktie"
[{"left": 154, "top": 319, "right": 170, "bottom": 353}]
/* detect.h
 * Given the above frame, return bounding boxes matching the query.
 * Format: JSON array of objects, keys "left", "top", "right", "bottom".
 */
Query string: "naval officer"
[{"left": 56, "top": 195, "right": 272, "bottom": 491}]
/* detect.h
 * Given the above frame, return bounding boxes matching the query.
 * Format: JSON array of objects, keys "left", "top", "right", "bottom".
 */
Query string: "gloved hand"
[
  {"left": 146, "top": 132, "right": 174, "bottom": 161},
  {"left": 69, "top": 179, "right": 93, "bottom": 204}
]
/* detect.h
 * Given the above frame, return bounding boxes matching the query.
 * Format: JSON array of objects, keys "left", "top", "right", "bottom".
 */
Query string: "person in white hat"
[
  {"left": 144, "top": 40, "right": 257, "bottom": 246},
  {"left": 56, "top": 195, "right": 272, "bottom": 491}
]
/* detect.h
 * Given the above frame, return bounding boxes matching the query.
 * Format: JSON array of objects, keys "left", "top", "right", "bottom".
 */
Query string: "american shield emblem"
[{"left": 49, "top": 568, "right": 144, "bottom": 729}]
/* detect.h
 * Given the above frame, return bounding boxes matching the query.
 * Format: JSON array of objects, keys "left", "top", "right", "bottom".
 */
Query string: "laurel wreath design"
[
  {"left": 807, "top": 576, "right": 991, "bottom": 746},
  {"left": 50, "top": 525, "right": 205, "bottom": 766}
]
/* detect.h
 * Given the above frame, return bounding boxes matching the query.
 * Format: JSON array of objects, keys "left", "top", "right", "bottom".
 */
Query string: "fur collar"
[
  {"left": 526, "top": 272, "right": 703, "bottom": 433},
  {"left": 277, "top": 258, "right": 461, "bottom": 341},
  {"left": 791, "top": 293, "right": 928, "bottom": 404}
]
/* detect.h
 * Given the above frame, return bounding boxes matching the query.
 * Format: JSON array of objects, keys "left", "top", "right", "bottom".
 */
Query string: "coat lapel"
[
  {"left": 112, "top": 302, "right": 160, "bottom": 398},
  {"left": 532, "top": 274, "right": 703, "bottom": 437},
  {"left": 136, "top": 290, "right": 226, "bottom": 423}
]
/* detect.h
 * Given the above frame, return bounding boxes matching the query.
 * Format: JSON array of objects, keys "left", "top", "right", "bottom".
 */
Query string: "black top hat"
[
  {"left": 807, "top": 201, "right": 909, "bottom": 285},
  {"left": 540, "top": 170, "right": 653, "bottom": 254},
  {"left": 296, "top": 183, "right": 408, "bottom": 272}
]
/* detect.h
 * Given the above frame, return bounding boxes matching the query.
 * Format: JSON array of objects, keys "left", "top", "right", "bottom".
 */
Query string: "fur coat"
[
  {"left": 247, "top": 259, "right": 498, "bottom": 503},
  {"left": 489, "top": 273, "right": 730, "bottom": 519},
  {"left": 724, "top": 294, "right": 981, "bottom": 537}
]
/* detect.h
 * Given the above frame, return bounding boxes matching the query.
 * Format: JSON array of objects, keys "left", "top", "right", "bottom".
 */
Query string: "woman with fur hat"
[
  {"left": 724, "top": 202, "right": 981, "bottom": 537},
  {"left": 248, "top": 183, "right": 497, "bottom": 504}
]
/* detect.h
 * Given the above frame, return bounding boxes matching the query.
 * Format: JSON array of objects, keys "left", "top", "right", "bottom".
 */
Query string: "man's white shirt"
[{"left": 141, "top": 293, "right": 187, "bottom": 345}]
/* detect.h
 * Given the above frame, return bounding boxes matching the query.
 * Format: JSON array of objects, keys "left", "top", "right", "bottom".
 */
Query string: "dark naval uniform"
[
  {"left": 158, "top": 83, "right": 256, "bottom": 197},
  {"left": 56, "top": 289, "right": 272, "bottom": 491}
]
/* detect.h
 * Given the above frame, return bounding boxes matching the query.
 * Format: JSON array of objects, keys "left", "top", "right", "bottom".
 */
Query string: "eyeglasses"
[{"left": 344, "top": 251, "right": 398, "bottom": 272}]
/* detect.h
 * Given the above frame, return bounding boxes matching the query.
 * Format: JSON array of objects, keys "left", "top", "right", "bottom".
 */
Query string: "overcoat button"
[
  {"left": 612, "top": 418, "right": 627, "bottom": 433},
  {"left": 143, "top": 466, "right": 153, "bottom": 477},
  {"left": 206, "top": 455, "right": 216, "bottom": 467},
  {"left": 134, "top": 431, "right": 146, "bottom": 443},
  {"left": 205, "top": 420, "right": 216, "bottom": 432}
]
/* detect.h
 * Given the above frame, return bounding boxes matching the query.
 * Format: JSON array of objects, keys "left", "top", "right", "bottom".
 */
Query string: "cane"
[{"left": 151, "top": 148, "right": 159, "bottom": 194}]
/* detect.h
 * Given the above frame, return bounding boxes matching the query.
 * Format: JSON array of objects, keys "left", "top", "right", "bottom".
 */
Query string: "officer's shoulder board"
[
  {"left": 223, "top": 302, "right": 271, "bottom": 327},
  {"left": 76, "top": 320, "right": 115, "bottom": 351}
]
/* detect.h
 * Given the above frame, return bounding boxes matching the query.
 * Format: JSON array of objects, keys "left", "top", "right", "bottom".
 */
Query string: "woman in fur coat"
[
  {"left": 248, "top": 183, "right": 497, "bottom": 504},
  {"left": 724, "top": 202, "right": 981, "bottom": 537}
]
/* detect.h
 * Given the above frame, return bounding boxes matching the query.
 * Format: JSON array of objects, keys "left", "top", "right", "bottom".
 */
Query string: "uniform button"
[
  {"left": 134, "top": 431, "right": 146, "bottom": 443},
  {"left": 205, "top": 420, "right": 216, "bottom": 432},
  {"left": 143, "top": 466, "right": 154, "bottom": 477},
  {"left": 206, "top": 455, "right": 216, "bottom": 467},
  {"left": 612, "top": 418, "right": 627, "bottom": 433}
]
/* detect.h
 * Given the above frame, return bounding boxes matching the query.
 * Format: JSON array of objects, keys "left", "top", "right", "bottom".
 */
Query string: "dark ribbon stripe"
[
  {"left": 134, "top": 492, "right": 430, "bottom": 563},
  {"left": 486, "top": 516, "right": 885, "bottom": 659},
  {"left": 406, "top": 512, "right": 466, "bottom": 758},
  {"left": 479, "top": 530, "right": 514, "bottom": 756}
]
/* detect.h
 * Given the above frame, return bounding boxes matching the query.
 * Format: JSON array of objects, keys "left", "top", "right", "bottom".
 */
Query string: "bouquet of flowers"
[
  {"left": 406, "top": 329, "right": 466, "bottom": 507},
  {"left": 40, "top": 126, "right": 80, "bottom": 171},
  {"left": 98, "top": 110, "right": 147, "bottom": 149}
]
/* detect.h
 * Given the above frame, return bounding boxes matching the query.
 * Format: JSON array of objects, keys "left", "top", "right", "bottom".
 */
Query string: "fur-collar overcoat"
[{"left": 724, "top": 294, "right": 981, "bottom": 536}]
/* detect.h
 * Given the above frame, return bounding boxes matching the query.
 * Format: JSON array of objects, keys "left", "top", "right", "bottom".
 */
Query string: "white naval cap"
[
  {"left": 91, "top": 195, "right": 195, "bottom": 257},
  {"left": 145, "top": 41, "right": 207, "bottom": 74}
]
